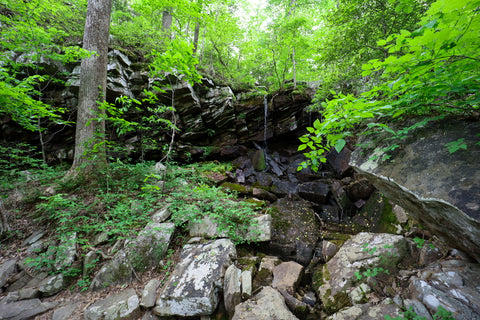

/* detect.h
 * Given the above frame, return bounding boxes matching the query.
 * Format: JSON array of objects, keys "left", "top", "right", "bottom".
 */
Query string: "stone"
[
  {"left": 302, "top": 291, "right": 317, "bottom": 307},
  {"left": 322, "top": 241, "right": 339, "bottom": 262},
  {"left": 0, "top": 299, "right": 57, "bottom": 320},
  {"left": 252, "top": 187, "right": 277, "bottom": 202},
  {"left": 277, "top": 289, "right": 310, "bottom": 318},
  {"left": 84, "top": 288, "right": 140, "bottom": 320},
  {"left": 315, "top": 232, "right": 408, "bottom": 313},
  {"left": 408, "top": 260, "right": 480, "bottom": 320},
  {"left": 232, "top": 286, "right": 299, "bottom": 320},
  {"left": 0, "top": 259, "right": 17, "bottom": 287},
  {"left": 253, "top": 149, "right": 266, "bottom": 171},
  {"left": 52, "top": 303, "right": 78, "bottom": 320},
  {"left": 241, "top": 269, "right": 253, "bottom": 300},
  {"left": 189, "top": 214, "right": 272, "bottom": 242},
  {"left": 154, "top": 239, "right": 236, "bottom": 317},
  {"left": 83, "top": 250, "right": 100, "bottom": 278},
  {"left": 38, "top": 273, "right": 66, "bottom": 297},
  {"left": 272, "top": 261, "right": 304, "bottom": 295},
  {"left": 151, "top": 206, "right": 171, "bottom": 223},
  {"left": 259, "top": 256, "right": 282, "bottom": 273},
  {"left": 22, "top": 230, "right": 45, "bottom": 246},
  {"left": 403, "top": 299, "right": 433, "bottom": 320},
  {"left": 18, "top": 287, "right": 40, "bottom": 300},
  {"left": 326, "top": 147, "right": 352, "bottom": 177},
  {"left": 349, "top": 283, "right": 371, "bottom": 305},
  {"left": 325, "top": 298, "right": 401, "bottom": 320},
  {"left": 224, "top": 264, "right": 242, "bottom": 317},
  {"left": 346, "top": 178, "right": 375, "bottom": 201},
  {"left": 350, "top": 119, "right": 480, "bottom": 262},
  {"left": 91, "top": 222, "right": 174, "bottom": 289},
  {"left": 331, "top": 181, "right": 353, "bottom": 214},
  {"left": 297, "top": 181, "right": 330, "bottom": 204},
  {"left": 140, "top": 279, "right": 161, "bottom": 308},
  {"left": 392, "top": 205, "right": 409, "bottom": 224},
  {"left": 267, "top": 198, "right": 320, "bottom": 263},
  {"left": 54, "top": 232, "right": 77, "bottom": 271}
]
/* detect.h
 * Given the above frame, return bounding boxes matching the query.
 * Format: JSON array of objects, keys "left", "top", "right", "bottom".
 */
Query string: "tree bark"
[{"left": 68, "top": 0, "right": 112, "bottom": 177}]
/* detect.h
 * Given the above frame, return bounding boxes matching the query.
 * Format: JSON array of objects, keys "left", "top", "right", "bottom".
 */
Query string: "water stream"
[{"left": 263, "top": 94, "right": 268, "bottom": 147}]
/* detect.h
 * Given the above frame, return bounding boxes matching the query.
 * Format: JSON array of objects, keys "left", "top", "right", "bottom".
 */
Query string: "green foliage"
[
  {"left": 384, "top": 306, "right": 455, "bottom": 320},
  {"left": 0, "top": 0, "right": 89, "bottom": 132},
  {"left": 299, "top": 0, "right": 480, "bottom": 170}
]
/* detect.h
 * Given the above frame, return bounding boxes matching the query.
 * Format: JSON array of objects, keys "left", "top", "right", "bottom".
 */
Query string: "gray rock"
[
  {"left": 350, "top": 119, "right": 480, "bottom": 262},
  {"left": 140, "top": 279, "right": 161, "bottom": 308},
  {"left": 84, "top": 288, "right": 140, "bottom": 320},
  {"left": 151, "top": 206, "right": 171, "bottom": 223},
  {"left": 403, "top": 299, "right": 433, "bottom": 320},
  {"left": 38, "top": 273, "right": 65, "bottom": 297},
  {"left": 267, "top": 199, "right": 320, "bottom": 262},
  {"left": 0, "top": 259, "right": 17, "bottom": 287},
  {"left": 83, "top": 250, "right": 100, "bottom": 278},
  {"left": 91, "top": 222, "right": 174, "bottom": 289},
  {"left": 18, "top": 287, "right": 40, "bottom": 300},
  {"left": 408, "top": 260, "right": 480, "bottom": 320},
  {"left": 241, "top": 269, "right": 253, "bottom": 300},
  {"left": 232, "top": 286, "right": 299, "bottom": 320},
  {"left": 315, "top": 232, "right": 407, "bottom": 313},
  {"left": 53, "top": 303, "right": 79, "bottom": 320},
  {"left": 224, "top": 264, "right": 242, "bottom": 317},
  {"left": 272, "top": 261, "right": 304, "bottom": 295},
  {"left": 326, "top": 298, "right": 401, "bottom": 320},
  {"left": 22, "top": 230, "right": 45, "bottom": 246},
  {"left": 298, "top": 181, "right": 330, "bottom": 204},
  {"left": 54, "top": 232, "right": 77, "bottom": 271},
  {"left": 322, "top": 241, "right": 339, "bottom": 262},
  {"left": 0, "top": 298, "right": 57, "bottom": 320},
  {"left": 189, "top": 214, "right": 272, "bottom": 242},
  {"left": 154, "top": 238, "right": 236, "bottom": 317}
]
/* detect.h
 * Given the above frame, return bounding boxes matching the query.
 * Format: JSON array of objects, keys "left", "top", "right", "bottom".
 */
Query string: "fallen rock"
[
  {"left": 0, "top": 259, "right": 17, "bottom": 288},
  {"left": 232, "top": 286, "right": 299, "bottom": 320},
  {"left": 297, "top": 181, "right": 330, "bottom": 204},
  {"left": 325, "top": 298, "right": 401, "bottom": 320},
  {"left": 315, "top": 232, "right": 407, "bottom": 313},
  {"left": 52, "top": 303, "right": 79, "bottom": 320},
  {"left": 140, "top": 279, "right": 161, "bottom": 308},
  {"left": 0, "top": 299, "right": 57, "bottom": 320},
  {"left": 84, "top": 288, "right": 140, "bottom": 320},
  {"left": 38, "top": 273, "right": 65, "bottom": 297},
  {"left": 91, "top": 222, "right": 174, "bottom": 289},
  {"left": 272, "top": 261, "right": 304, "bottom": 295},
  {"left": 224, "top": 264, "right": 242, "bottom": 317},
  {"left": 267, "top": 198, "right": 320, "bottom": 264},
  {"left": 154, "top": 239, "right": 236, "bottom": 317},
  {"left": 54, "top": 232, "right": 77, "bottom": 271}
]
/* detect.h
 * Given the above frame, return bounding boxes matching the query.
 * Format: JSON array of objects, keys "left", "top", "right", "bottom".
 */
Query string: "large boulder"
[
  {"left": 0, "top": 299, "right": 57, "bottom": 320},
  {"left": 154, "top": 238, "right": 236, "bottom": 317},
  {"left": 232, "top": 286, "right": 299, "bottom": 320},
  {"left": 314, "top": 232, "right": 408, "bottom": 313},
  {"left": 350, "top": 119, "right": 480, "bottom": 262},
  {"left": 266, "top": 198, "right": 321, "bottom": 265},
  {"left": 90, "top": 222, "right": 174, "bottom": 289},
  {"left": 84, "top": 288, "right": 140, "bottom": 320}
]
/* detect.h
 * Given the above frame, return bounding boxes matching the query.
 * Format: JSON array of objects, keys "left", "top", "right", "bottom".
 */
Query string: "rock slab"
[
  {"left": 350, "top": 119, "right": 480, "bottom": 262},
  {"left": 232, "top": 286, "right": 299, "bottom": 320},
  {"left": 154, "top": 238, "right": 236, "bottom": 317},
  {"left": 84, "top": 288, "right": 140, "bottom": 320}
]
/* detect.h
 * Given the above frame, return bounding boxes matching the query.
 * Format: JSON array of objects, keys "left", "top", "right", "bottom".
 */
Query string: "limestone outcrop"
[{"left": 350, "top": 119, "right": 480, "bottom": 262}]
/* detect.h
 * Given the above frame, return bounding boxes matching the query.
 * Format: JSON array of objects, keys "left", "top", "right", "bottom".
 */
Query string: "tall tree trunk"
[
  {"left": 193, "top": 22, "right": 200, "bottom": 55},
  {"left": 68, "top": 0, "right": 112, "bottom": 178},
  {"left": 162, "top": 9, "right": 173, "bottom": 39}
]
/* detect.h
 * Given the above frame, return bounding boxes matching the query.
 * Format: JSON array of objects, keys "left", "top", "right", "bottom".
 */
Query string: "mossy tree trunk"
[{"left": 68, "top": 0, "right": 112, "bottom": 178}]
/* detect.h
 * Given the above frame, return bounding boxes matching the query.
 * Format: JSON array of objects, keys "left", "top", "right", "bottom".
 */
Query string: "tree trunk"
[
  {"left": 162, "top": 9, "right": 173, "bottom": 38},
  {"left": 68, "top": 0, "right": 112, "bottom": 177},
  {"left": 193, "top": 22, "right": 200, "bottom": 55}
]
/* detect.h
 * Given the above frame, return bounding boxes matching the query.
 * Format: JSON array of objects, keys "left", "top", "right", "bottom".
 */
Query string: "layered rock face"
[
  {"left": 3, "top": 50, "right": 316, "bottom": 163},
  {"left": 350, "top": 119, "right": 480, "bottom": 262}
]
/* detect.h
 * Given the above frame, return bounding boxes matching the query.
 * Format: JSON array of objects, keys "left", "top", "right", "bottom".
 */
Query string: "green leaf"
[{"left": 334, "top": 138, "right": 346, "bottom": 153}]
